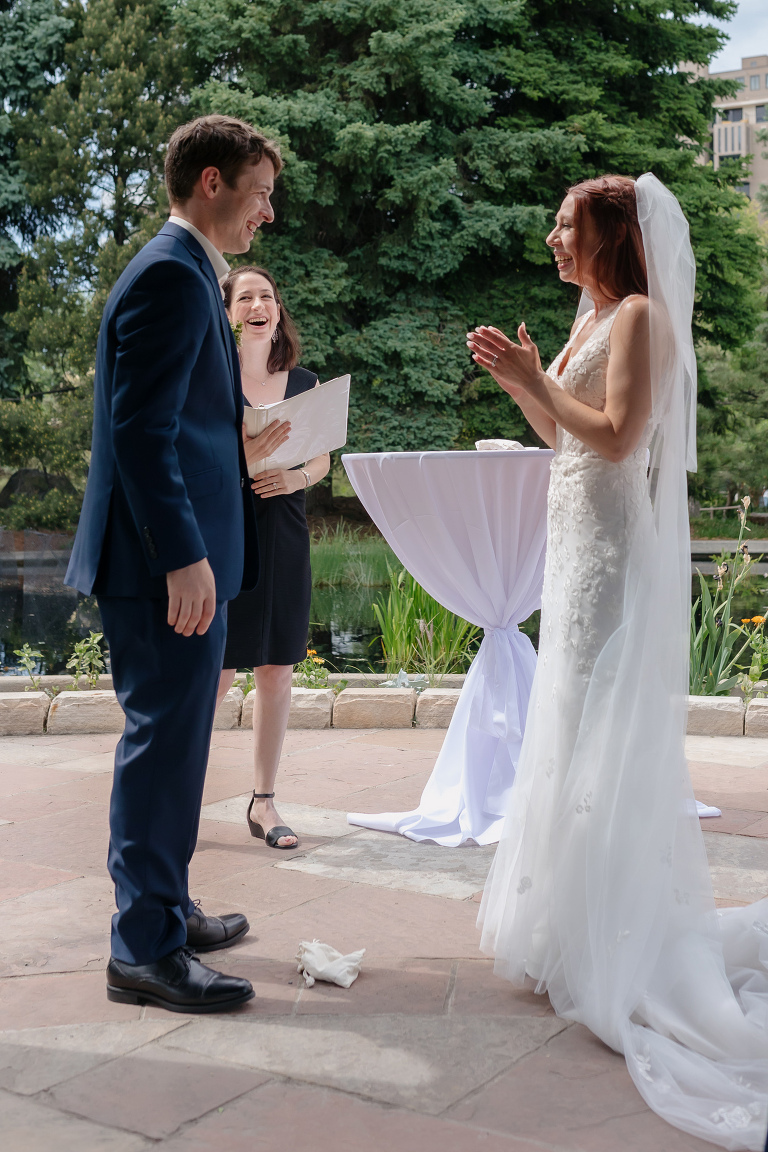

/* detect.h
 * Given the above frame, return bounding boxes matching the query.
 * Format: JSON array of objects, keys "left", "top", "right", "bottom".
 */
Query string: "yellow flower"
[
  {"left": 751, "top": 616, "right": 765, "bottom": 625},
  {"left": 742, "top": 618, "right": 752, "bottom": 624},
  {"left": 306, "top": 649, "right": 317, "bottom": 656},
  {"left": 312, "top": 656, "right": 325, "bottom": 664}
]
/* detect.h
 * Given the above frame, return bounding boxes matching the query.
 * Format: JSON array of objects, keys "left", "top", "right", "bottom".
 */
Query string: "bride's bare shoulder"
[
  {"left": 613, "top": 294, "right": 650, "bottom": 337},
  {"left": 619, "top": 293, "right": 650, "bottom": 317}
]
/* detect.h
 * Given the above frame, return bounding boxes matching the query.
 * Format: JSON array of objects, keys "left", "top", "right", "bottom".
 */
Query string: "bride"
[{"left": 467, "top": 174, "right": 768, "bottom": 1150}]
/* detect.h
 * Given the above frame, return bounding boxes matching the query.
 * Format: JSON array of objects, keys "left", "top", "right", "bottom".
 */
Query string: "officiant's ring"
[
  {"left": 273, "top": 482, "right": 277, "bottom": 489},
  {"left": 491, "top": 355, "right": 498, "bottom": 367}
]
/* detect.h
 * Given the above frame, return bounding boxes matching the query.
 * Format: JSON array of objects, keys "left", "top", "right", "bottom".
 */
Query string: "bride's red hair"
[{"left": 567, "top": 175, "right": 648, "bottom": 301}]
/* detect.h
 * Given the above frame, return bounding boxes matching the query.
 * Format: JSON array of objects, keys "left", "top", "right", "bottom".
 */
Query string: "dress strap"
[
  {"left": 603, "top": 297, "right": 629, "bottom": 348},
  {"left": 570, "top": 309, "right": 594, "bottom": 344}
]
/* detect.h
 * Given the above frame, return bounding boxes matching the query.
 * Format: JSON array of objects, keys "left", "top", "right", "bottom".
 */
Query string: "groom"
[{"left": 66, "top": 115, "right": 281, "bottom": 1012}]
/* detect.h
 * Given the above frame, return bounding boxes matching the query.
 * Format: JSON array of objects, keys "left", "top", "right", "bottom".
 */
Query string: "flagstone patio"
[{"left": 0, "top": 726, "right": 766, "bottom": 1151}]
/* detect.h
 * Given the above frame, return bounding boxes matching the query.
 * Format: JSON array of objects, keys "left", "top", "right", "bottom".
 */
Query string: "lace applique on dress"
[{"left": 539, "top": 303, "right": 650, "bottom": 677}]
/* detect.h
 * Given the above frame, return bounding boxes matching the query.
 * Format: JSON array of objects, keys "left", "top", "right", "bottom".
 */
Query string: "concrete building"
[{"left": 692, "top": 54, "right": 768, "bottom": 203}]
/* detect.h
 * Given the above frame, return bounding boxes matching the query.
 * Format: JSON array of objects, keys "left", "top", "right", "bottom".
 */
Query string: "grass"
[
  {"left": 310, "top": 520, "right": 397, "bottom": 587},
  {"left": 690, "top": 514, "right": 768, "bottom": 540}
]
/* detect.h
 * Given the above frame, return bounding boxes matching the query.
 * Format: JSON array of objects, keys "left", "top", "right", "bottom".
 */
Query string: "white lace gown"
[{"left": 479, "top": 303, "right": 768, "bottom": 1150}]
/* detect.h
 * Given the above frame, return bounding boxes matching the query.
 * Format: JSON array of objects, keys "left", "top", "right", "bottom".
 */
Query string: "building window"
[
  {"left": 737, "top": 183, "right": 751, "bottom": 198},
  {"left": 735, "top": 77, "right": 745, "bottom": 88},
  {"left": 719, "top": 124, "right": 742, "bottom": 153},
  {"left": 727, "top": 108, "right": 743, "bottom": 122},
  {"left": 751, "top": 74, "right": 761, "bottom": 90},
  {"left": 757, "top": 105, "right": 766, "bottom": 123}
]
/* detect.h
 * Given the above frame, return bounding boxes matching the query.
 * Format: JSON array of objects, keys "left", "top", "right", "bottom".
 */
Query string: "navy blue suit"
[{"left": 66, "top": 222, "right": 258, "bottom": 964}]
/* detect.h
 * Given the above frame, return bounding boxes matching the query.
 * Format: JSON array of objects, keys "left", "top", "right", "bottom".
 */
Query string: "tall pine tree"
[
  {"left": 12, "top": 0, "right": 191, "bottom": 383},
  {"left": 183, "top": 0, "right": 758, "bottom": 450},
  {"left": 0, "top": 0, "right": 71, "bottom": 395}
]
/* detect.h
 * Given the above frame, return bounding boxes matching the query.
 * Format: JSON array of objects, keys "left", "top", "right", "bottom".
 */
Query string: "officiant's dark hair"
[
  {"left": 222, "top": 266, "right": 301, "bottom": 372},
  {"left": 165, "top": 115, "right": 282, "bottom": 204},
  {"left": 567, "top": 175, "right": 648, "bottom": 302}
]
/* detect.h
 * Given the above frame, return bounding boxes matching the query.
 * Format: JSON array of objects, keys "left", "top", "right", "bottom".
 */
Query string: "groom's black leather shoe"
[
  {"left": 106, "top": 947, "right": 254, "bottom": 1013},
  {"left": 185, "top": 905, "right": 250, "bottom": 952}
]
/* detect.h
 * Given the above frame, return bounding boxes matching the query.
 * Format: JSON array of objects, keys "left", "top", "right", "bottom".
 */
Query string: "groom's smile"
[{"left": 216, "top": 154, "right": 276, "bottom": 256}]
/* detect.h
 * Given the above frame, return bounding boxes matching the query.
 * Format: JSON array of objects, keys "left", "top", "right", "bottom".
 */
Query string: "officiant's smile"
[{"left": 230, "top": 274, "right": 280, "bottom": 345}]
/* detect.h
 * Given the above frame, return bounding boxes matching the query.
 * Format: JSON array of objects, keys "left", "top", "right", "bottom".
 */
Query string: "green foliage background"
[{"left": 0, "top": 0, "right": 765, "bottom": 523}]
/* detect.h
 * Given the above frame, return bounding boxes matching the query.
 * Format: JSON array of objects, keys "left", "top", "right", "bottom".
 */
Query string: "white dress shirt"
[{"left": 167, "top": 216, "right": 230, "bottom": 283}]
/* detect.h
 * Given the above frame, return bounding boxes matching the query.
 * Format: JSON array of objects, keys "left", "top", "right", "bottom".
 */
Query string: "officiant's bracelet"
[{"left": 301, "top": 469, "right": 312, "bottom": 489}]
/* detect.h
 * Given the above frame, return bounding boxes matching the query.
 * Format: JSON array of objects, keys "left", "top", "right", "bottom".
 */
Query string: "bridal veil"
[{"left": 479, "top": 174, "right": 768, "bottom": 1149}]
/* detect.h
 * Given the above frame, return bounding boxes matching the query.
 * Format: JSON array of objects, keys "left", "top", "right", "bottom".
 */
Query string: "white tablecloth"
[{"left": 342, "top": 450, "right": 553, "bottom": 845}]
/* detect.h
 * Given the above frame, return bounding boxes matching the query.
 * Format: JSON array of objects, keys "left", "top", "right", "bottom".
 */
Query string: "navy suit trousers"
[{"left": 98, "top": 596, "right": 227, "bottom": 964}]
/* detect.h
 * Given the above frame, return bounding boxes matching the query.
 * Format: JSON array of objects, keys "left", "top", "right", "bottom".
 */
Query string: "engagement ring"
[{"left": 491, "top": 355, "right": 498, "bottom": 367}]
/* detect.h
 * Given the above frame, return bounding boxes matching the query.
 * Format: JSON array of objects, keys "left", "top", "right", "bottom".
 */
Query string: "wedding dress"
[{"left": 479, "top": 175, "right": 768, "bottom": 1149}]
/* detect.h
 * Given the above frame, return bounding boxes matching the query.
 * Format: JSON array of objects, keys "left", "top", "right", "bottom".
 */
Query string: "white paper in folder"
[{"left": 242, "top": 374, "right": 350, "bottom": 475}]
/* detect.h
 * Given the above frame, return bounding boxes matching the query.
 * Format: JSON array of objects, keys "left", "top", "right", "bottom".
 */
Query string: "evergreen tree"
[
  {"left": 0, "top": 0, "right": 71, "bottom": 395},
  {"left": 12, "top": 0, "right": 191, "bottom": 382},
  {"left": 183, "top": 0, "right": 759, "bottom": 450}
]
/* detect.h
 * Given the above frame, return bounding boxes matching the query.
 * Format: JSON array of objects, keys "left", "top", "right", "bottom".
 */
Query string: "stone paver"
[
  {"left": 0, "top": 728, "right": 765, "bottom": 1150},
  {"left": 0, "top": 1020, "right": 183, "bottom": 1095},
  {"left": 158, "top": 1012, "right": 568, "bottom": 1113},
  {"left": 446, "top": 1023, "right": 712, "bottom": 1151},
  {"left": 158, "top": 1081, "right": 542, "bottom": 1152},
  {"left": 48, "top": 1046, "right": 268, "bottom": 1139}
]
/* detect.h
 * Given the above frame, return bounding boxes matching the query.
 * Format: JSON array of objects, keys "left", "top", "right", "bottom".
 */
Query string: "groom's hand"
[{"left": 166, "top": 558, "right": 217, "bottom": 636}]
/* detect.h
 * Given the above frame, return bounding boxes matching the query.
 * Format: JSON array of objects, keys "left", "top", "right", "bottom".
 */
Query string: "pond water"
[
  {"left": 0, "top": 533, "right": 390, "bottom": 674},
  {"left": 308, "top": 586, "right": 384, "bottom": 673},
  {"left": 1, "top": 531, "right": 766, "bottom": 676}
]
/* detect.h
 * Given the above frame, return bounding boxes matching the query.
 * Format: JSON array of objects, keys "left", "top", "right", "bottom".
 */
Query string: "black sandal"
[{"left": 246, "top": 791, "right": 299, "bottom": 850}]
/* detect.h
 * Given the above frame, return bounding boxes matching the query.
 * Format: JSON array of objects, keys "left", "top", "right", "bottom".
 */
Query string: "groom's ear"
[{"left": 199, "top": 166, "right": 224, "bottom": 200}]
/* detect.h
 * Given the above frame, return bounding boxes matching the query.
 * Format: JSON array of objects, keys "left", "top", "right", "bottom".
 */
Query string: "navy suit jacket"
[{"left": 66, "top": 222, "right": 258, "bottom": 601}]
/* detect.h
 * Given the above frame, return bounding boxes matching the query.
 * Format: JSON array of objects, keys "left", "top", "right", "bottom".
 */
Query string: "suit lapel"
[{"left": 160, "top": 222, "right": 237, "bottom": 398}]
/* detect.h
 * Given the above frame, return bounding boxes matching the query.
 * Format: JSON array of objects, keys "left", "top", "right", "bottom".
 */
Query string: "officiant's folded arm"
[{"left": 111, "top": 259, "right": 212, "bottom": 576}]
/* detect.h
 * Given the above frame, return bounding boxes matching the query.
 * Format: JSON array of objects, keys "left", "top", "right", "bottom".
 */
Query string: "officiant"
[{"left": 215, "top": 265, "right": 330, "bottom": 849}]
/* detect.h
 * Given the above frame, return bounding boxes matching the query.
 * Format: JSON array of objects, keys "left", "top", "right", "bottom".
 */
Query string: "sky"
[{"left": 706, "top": 1, "right": 768, "bottom": 72}]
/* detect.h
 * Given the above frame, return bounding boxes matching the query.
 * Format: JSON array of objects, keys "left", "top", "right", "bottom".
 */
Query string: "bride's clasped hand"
[{"left": 466, "top": 322, "right": 542, "bottom": 401}]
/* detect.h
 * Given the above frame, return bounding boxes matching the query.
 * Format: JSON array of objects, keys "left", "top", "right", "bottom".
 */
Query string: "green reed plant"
[
  {"left": 690, "top": 497, "right": 759, "bottom": 696},
  {"left": 372, "top": 568, "right": 481, "bottom": 681},
  {"left": 310, "top": 520, "right": 396, "bottom": 588}
]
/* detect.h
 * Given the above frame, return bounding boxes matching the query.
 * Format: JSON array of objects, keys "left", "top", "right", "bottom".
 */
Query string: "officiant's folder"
[{"left": 242, "top": 373, "right": 350, "bottom": 475}]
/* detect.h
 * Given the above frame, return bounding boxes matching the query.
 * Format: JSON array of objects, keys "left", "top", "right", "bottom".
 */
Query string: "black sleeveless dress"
[{"left": 222, "top": 366, "right": 317, "bottom": 668}]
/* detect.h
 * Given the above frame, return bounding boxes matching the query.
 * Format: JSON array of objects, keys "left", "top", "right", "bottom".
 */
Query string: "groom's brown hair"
[{"left": 165, "top": 115, "right": 282, "bottom": 204}]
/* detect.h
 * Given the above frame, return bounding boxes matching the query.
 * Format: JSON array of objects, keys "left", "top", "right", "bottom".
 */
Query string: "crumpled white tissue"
[
  {"left": 296, "top": 939, "right": 366, "bottom": 988},
  {"left": 475, "top": 438, "right": 533, "bottom": 451}
]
